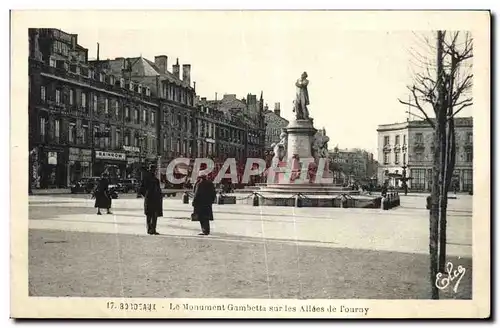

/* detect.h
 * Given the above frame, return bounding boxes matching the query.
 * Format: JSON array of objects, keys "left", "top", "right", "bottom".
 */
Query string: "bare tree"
[{"left": 398, "top": 31, "right": 473, "bottom": 299}]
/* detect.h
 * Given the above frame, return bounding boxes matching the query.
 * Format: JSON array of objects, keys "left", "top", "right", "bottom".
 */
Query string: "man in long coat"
[
  {"left": 139, "top": 164, "right": 163, "bottom": 235},
  {"left": 94, "top": 172, "right": 112, "bottom": 215},
  {"left": 192, "top": 174, "right": 216, "bottom": 235}
]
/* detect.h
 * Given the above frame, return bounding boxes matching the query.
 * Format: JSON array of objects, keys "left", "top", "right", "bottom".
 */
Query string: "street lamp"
[{"left": 400, "top": 163, "right": 410, "bottom": 195}]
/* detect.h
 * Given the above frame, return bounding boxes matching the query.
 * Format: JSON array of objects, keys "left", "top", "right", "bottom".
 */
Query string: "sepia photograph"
[{"left": 10, "top": 9, "right": 490, "bottom": 319}]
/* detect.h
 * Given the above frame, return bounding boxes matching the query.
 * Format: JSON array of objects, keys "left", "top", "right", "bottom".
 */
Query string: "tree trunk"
[
  {"left": 429, "top": 30, "right": 445, "bottom": 300},
  {"left": 430, "top": 123, "right": 442, "bottom": 299},
  {"left": 439, "top": 118, "right": 456, "bottom": 272},
  {"left": 438, "top": 51, "right": 458, "bottom": 273}
]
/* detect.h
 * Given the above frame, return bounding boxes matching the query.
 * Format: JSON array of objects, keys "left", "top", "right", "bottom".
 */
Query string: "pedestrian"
[
  {"left": 402, "top": 181, "right": 408, "bottom": 196},
  {"left": 94, "top": 172, "right": 112, "bottom": 215},
  {"left": 192, "top": 173, "right": 216, "bottom": 236},
  {"left": 138, "top": 164, "right": 163, "bottom": 235},
  {"left": 381, "top": 182, "right": 388, "bottom": 198}
]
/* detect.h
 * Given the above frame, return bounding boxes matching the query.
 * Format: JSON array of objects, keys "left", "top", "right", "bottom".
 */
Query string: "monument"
[
  {"left": 251, "top": 72, "right": 384, "bottom": 208},
  {"left": 266, "top": 71, "right": 334, "bottom": 184}
]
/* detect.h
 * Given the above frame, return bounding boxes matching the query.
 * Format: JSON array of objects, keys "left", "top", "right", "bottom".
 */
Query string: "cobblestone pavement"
[{"left": 28, "top": 195, "right": 472, "bottom": 299}]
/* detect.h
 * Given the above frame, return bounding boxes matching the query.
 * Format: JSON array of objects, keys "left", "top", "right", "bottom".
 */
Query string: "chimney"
[
  {"left": 274, "top": 102, "right": 281, "bottom": 116},
  {"left": 193, "top": 81, "right": 196, "bottom": 92},
  {"left": 182, "top": 64, "right": 191, "bottom": 86},
  {"left": 172, "top": 58, "right": 180, "bottom": 79},
  {"left": 154, "top": 55, "right": 168, "bottom": 74}
]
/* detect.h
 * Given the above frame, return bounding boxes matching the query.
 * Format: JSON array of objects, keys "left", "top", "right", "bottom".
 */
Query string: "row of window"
[
  {"left": 157, "top": 138, "right": 254, "bottom": 158},
  {"left": 383, "top": 134, "right": 407, "bottom": 147},
  {"left": 166, "top": 113, "right": 252, "bottom": 142},
  {"left": 383, "top": 131, "right": 473, "bottom": 147},
  {"left": 39, "top": 86, "right": 156, "bottom": 125},
  {"left": 38, "top": 116, "right": 257, "bottom": 158},
  {"left": 411, "top": 168, "right": 473, "bottom": 191},
  {"left": 383, "top": 150, "right": 472, "bottom": 165},
  {"left": 48, "top": 59, "right": 154, "bottom": 97},
  {"left": 38, "top": 117, "right": 157, "bottom": 151},
  {"left": 383, "top": 152, "right": 407, "bottom": 165}
]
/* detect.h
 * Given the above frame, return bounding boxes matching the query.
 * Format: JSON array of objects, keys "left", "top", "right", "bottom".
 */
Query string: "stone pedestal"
[{"left": 284, "top": 119, "right": 317, "bottom": 160}]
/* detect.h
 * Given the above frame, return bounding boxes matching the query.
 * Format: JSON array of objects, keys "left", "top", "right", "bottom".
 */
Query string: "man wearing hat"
[
  {"left": 192, "top": 172, "right": 217, "bottom": 235},
  {"left": 138, "top": 164, "right": 163, "bottom": 235}
]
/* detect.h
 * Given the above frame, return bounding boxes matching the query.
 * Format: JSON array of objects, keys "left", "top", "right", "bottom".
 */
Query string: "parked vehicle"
[
  {"left": 107, "top": 180, "right": 120, "bottom": 199},
  {"left": 119, "top": 179, "right": 140, "bottom": 193},
  {"left": 70, "top": 177, "right": 100, "bottom": 194}
]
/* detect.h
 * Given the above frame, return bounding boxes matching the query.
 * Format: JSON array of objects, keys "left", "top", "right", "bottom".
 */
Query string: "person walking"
[
  {"left": 381, "top": 181, "right": 388, "bottom": 198},
  {"left": 94, "top": 172, "right": 112, "bottom": 215},
  {"left": 138, "top": 164, "right": 163, "bottom": 235},
  {"left": 192, "top": 174, "right": 216, "bottom": 236}
]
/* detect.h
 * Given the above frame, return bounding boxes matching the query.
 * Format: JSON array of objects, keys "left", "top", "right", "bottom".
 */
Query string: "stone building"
[
  {"left": 264, "top": 102, "right": 289, "bottom": 150},
  {"left": 328, "top": 147, "right": 376, "bottom": 184},
  {"left": 94, "top": 55, "right": 196, "bottom": 168},
  {"left": 29, "top": 28, "right": 159, "bottom": 188},
  {"left": 207, "top": 93, "right": 266, "bottom": 159},
  {"left": 29, "top": 27, "right": 269, "bottom": 189},
  {"left": 376, "top": 117, "right": 473, "bottom": 191}
]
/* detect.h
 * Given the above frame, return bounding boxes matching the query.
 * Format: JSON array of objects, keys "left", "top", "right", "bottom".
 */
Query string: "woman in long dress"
[{"left": 94, "top": 173, "right": 112, "bottom": 215}]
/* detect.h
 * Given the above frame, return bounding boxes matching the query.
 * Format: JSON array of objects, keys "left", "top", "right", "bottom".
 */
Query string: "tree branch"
[
  {"left": 449, "top": 102, "right": 473, "bottom": 120},
  {"left": 407, "top": 87, "right": 436, "bottom": 128},
  {"left": 453, "top": 97, "right": 473, "bottom": 108},
  {"left": 452, "top": 74, "right": 473, "bottom": 103}
]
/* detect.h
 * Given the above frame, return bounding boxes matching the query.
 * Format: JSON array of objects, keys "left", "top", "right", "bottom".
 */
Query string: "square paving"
[{"left": 28, "top": 194, "right": 472, "bottom": 299}]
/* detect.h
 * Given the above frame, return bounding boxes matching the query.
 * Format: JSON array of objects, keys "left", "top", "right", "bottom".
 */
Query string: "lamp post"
[{"left": 400, "top": 163, "right": 409, "bottom": 196}]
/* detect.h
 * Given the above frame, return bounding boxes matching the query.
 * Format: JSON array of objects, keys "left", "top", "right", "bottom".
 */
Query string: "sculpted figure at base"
[
  {"left": 293, "top": 72, "right": 310, "bottom": 120},
  {"left": 312, "top": 134, "right": 330, "bottom": 161},
  {"left": 271, "top": 131, "right": 288, "bottom": 162}
]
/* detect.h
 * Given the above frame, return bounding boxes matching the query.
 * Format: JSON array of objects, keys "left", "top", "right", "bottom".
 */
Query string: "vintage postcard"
[{"left": 11, "top": 10, "right": 490, "bottom": 318}]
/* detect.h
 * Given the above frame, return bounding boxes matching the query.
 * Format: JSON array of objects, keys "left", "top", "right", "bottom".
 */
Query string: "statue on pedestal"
[{"left": 293, "top": 72, "right": 310, "bottom": 120}]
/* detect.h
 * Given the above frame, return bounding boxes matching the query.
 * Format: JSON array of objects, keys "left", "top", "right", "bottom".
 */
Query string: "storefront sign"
[
  {"left": 47, "top": 152, "right": 58, "bottom": 165},
  {"left": 69, "top": 148, "right": 92, "bottom": 162},
  {"left": 127, "top": 157, "right": 140, "bottom": 164},
  {"left": 123, "top": 146, "right": 140, "bottom": 153},
  {"left": 95, "top": 151, "right": 126, "bottom": 161}
]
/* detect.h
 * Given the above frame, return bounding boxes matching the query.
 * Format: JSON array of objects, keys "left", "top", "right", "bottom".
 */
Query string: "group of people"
[{"left": 92, "top": 165, "right": 217, "bottom": 236}]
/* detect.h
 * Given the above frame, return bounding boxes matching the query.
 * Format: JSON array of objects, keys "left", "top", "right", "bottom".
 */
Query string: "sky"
[{"left": 54, "top": 11, "right": 474, "bottom": 159}]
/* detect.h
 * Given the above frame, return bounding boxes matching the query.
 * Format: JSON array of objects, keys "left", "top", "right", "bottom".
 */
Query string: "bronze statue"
[{"left": 293, "top": 72, "right": 310, "bottom": 120}]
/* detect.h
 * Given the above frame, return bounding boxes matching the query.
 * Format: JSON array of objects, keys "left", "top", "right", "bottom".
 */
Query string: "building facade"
[
  {"left": 29, "top": 28, "right": 269, "bottom": 189},
  {"left": 376, "top": 117, "right": 473, "bottom": 191},
  {"left": 328, "top": 147, "right": 376, "bottom": 184},
  {"left": 264, "top": 102, "right": 289, "bottom": 150},
  {"left": 95, "top": 55, "right": 197, "bottom": 168},
  {"left": 208, "top": 93, "right": 266, "bottom": 160},
  {"left": 29, "top": 28, "right": 159, "bottom": 188}
]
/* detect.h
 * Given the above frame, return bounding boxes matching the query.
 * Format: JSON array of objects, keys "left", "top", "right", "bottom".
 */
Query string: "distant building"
[
  {"left": 264, "top": 102, "right": 289, "bottom": 150},
  {"left": 376, "top": 117, "right": 473, "bottom": 191},
  {"left": 328, "top": 147, "right": 377, "bottom": 183},
  {"left": 206, "top": 93, "right": 266, "bottom": 159},
  {"left": 314, "top": 127, "right": 329, "bottom": 150}
]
